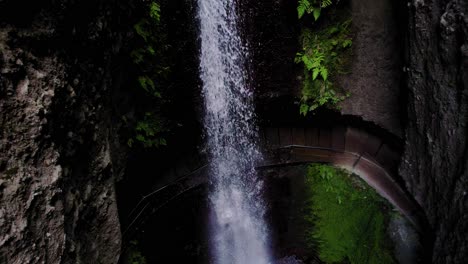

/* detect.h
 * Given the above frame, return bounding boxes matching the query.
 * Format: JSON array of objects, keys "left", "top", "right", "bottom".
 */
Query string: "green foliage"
[
  {"left": 296, "top": 19, "right": 352, "bottom": 115},
  {"left": 125, "top": 240, "right": 147, "bottom": 264},
  {"left": 127, "top": 112, "right": 167, "bottom": 148},
  {"left": 304, "top": 164, "right": 395, "bottom": 264},
  {"left": 149, "top": 2, "right": 161, "bottom": 21},
  {"left": 137, "top": 75, "right": 162, "bottom": 98},
  {"left": 131, "top": 1, "right": 169, "bottom": 95},
  {"left": 297, "top": 0, "right": 333, "bottom": 20},
  {"left": 126, "top": 1, "right": 170, "bottom": 148}
]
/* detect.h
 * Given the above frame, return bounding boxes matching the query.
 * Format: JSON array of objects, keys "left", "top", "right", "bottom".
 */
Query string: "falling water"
[{"left": 198, "top": 0, "right": 271, "bottom": 263}]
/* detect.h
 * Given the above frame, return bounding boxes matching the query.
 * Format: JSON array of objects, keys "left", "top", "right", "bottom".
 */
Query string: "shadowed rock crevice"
[{"left": 400, "top": 0, "right": 468, "bottom": 262}]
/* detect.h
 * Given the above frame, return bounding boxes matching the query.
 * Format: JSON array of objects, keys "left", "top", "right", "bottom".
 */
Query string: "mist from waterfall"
[{"left": 197, "top": 0, "right": 271, "bottom": 263}]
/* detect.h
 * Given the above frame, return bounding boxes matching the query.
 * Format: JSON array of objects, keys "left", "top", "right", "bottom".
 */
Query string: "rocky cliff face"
[
  {"left": 0, "top": 0, "right": 133, "bottom": 263},
  {"left": 338, "top": 0, "right": 404, "bottom": 136},
  {"left": 400, "top": 0, "right": 468, "bottom": 262}
]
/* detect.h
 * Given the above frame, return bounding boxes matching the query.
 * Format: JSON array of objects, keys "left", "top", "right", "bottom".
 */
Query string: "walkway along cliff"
[{"left": 0, "top": 0, "right": 467, "bottom": 263}]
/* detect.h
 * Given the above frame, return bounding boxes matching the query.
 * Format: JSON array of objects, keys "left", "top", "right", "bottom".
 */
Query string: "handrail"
[
  {"left": 121, "top": 144, "right": 425, "bottom": 239},
  {"left": 122, "top": 164, "right": 209, "bottom": 237}
]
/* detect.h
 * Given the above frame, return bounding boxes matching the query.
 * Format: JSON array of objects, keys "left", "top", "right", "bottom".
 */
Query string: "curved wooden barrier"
[{"left": 121, "top": 125, "right": 426, "bottom": 242}]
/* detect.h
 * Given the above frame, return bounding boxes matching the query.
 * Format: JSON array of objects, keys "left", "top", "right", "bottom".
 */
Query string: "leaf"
[
  {"left": 147, "top": 45, "right": 156, "bottom": 55},
  {"left": 313, "top": 8, "right": 321, "bottom": 21},
  {"left": 329, "top": 26, "right": 339, "bottom": 34},
  {"left": 343, "top": 39, "right": 352, "bottom": 48},
  {"left": 134, "top": 20, "right": 149, "bottom": 42},
  {"left": 149, "top": 2, "right": 161, "bottom": 22},
  {"left": 294, "top": 53, "right": 304, "bottom": 64},
  {"left": 136, "top": 134, "right": 145, "bottom": 142},
  {"left": 153, "top": 91, "right": 162, "bottom": 98},
  {"left": 321, "top": 0, "right": 332, "bottom": 8},
  {"left": 130, "top": 49, "right": 145, "bottom": 64},
  {"left": 320, "top": 68, "right": 328, "bottom": 80},
  {"left": 312, "top": 68, "right": 320, "bottom": 80},
  {"left": 298, "top": 5, "right": 306, "bottom": 19},
  {"left": 309, "top": 103, "right": 319, "bottom": 111},
  {"left": 138, "top": 76, "right": 156, "bottom": 93},
  {"left": 300, "top": 104, "right": 309, "bottom": 116},
  {"left": 303, "top": 56, "right": 314, "bottom": 70},
  {"left": 297, "top": 0, "right": 310, "bottom": 19}
]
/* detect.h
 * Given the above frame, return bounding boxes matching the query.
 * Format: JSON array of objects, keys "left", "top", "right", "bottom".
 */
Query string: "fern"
[
  {"left": 296, "top": 20, "right": 353, "bottom": 115},
  {"left": 297, "top": 0, "right": 311, "bottom": 19},
  {"left": 321, "top": 0, "right": 332, "bottom": 8},
  {"left": 149, "top": 2, "right": 161, "bottom": 22},
  {"left": 297, "top": 0, "right": 334, "bottom": 21}
]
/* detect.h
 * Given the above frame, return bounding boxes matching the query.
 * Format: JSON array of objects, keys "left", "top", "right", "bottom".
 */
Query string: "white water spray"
[{"left": 198, "top": 0, "right": 271, "bottom": 263}]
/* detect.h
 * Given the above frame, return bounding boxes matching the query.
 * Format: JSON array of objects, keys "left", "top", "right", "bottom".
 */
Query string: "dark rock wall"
[
  {"left": 400, "top": 0, "right": 468, "bottom": 262},
  {"left": 242, "top": 0, "right": 404, "bottom": 137},
  {"left": 338, "top": 0, "right": 404, "bottom": 136},
  {"left": 240, "top": 0, "right": 300, "bottom": 102},
  {"left": 0, "top": 0, "right": 135, "bottom": 263}
]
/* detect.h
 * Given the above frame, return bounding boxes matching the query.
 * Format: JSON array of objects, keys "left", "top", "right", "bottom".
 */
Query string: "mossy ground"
[{"left": 305, "top": 164, "right": 395, "bottom": 264}]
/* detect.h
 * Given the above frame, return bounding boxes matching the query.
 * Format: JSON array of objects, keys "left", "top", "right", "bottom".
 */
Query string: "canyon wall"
[
  {"left": 0, "top": 0, "right": 133, "bottom": 262},
  {"left": 1, "top": 0, "right": 468, "bottom": 263},
  {"left": 400, "top": 0, "right": 468, "bottom": 262}
]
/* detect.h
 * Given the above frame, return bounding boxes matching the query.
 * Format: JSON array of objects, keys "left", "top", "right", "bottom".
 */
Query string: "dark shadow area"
[{"left": 119, "top": 186, "right": 210, "bottom": 264}]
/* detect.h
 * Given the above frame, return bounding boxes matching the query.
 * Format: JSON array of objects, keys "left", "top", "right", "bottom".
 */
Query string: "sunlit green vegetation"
[{"left": 305, "top": 164, "right": 395, "bottom": 264}]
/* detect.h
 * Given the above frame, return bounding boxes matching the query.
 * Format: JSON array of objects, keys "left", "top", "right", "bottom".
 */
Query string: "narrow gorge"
[{"left": 0, "top": 0, "right": 467, "bottom": 264}]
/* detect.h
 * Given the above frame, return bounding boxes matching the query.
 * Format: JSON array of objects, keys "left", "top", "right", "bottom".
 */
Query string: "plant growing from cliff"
[
  {"left": 305, "top": 164, "right": 395, "bottom": 264},
  {"left": 298, "top": 0, "right": 333, "bottom": 20},
  {"left": 296, "top": 0, "right": 352, "bottom": 115},
  {"left": 296, "top": 21, "right": 352, "bottom": 115},
  {"left": 132, "top": 1, "right": 169, "bottom": 96},
  {"left": 127, "top": 1, "right": 170, "bottom": 148},
  {"left": 127, "top": 112, "right": 167, "bottom": 148}
]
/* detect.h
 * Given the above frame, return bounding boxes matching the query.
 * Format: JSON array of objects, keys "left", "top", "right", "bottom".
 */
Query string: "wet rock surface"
[
  {"left": 400, "top": 0, "right": 468, "bottom": 262},
  {"left": 0, "top": 0, "right": 134, "bottom": 262}
]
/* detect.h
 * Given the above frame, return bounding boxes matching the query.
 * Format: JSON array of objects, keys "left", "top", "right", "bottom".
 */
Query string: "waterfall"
[{"left": 197, "top": 0, "right": 271, "bottom": 263}]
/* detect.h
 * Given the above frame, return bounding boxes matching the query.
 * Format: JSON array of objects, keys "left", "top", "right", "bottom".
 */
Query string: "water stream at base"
[{"left": 197, "top": 0, "right": 271, "bottom": 263}]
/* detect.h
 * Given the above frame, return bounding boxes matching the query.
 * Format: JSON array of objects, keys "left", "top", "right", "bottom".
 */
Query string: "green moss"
[{"left": 305, "top": 164, "right": 395, "bottom": 264}]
